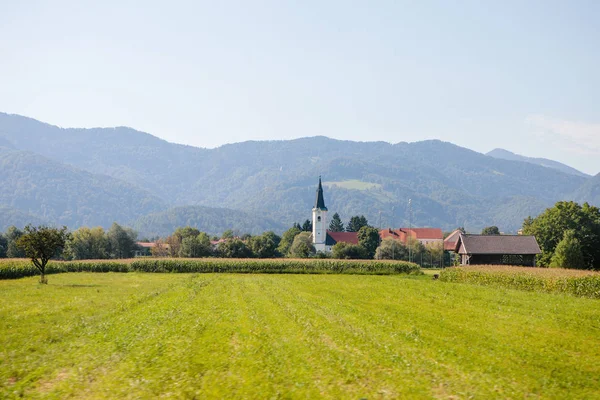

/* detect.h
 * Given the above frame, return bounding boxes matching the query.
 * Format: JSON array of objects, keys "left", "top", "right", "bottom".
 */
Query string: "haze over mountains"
[
  {"left": 0, "top": 112, "right": 598, "bottom": 236},
  {"left": 486, "top": 148, "right": 590, "bottom": 178}
]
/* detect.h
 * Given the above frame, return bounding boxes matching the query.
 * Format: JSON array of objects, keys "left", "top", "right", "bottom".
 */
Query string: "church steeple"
[
  {"left": 312, "top": 176, "right": 328, "bottom": 250},
  {"left": 314, "top": 176, "right": 328, "bottom": 211}
]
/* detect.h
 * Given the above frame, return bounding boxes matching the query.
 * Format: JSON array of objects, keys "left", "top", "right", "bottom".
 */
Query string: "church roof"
[{"left": 314, "top": 176, "right": 328, "bottom": 211}]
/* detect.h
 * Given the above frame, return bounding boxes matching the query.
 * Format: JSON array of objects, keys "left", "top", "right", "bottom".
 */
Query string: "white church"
[{"left": 311, "top": 177, "right": 360, "bottom": 252}]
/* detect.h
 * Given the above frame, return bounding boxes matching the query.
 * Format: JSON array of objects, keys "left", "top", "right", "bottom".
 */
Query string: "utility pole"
[{"left": 408, "top": 198, "right": 412, "bottom": 263}]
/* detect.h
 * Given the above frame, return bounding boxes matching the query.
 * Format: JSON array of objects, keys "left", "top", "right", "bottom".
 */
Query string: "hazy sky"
[{"left": 1, "top": 0, "right": 599, "bottom": 174}]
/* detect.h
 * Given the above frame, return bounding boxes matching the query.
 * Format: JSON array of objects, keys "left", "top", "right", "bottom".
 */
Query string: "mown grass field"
[{"left": 2, "top": 273, "right": 600, "bottom": 399}]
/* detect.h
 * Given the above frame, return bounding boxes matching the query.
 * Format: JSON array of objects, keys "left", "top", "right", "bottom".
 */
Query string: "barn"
[{"left": 454, "top": 234, "right": 542, "bottom": 266}]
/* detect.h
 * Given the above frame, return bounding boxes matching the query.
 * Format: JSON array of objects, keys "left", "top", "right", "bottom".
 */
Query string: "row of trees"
[
  {"left": 0, "top": 223, "right": 139, "bottom": 260},
  {"left": 289, "top": 214, "right": 371, "bottom": 234},
  {"left": 2, "top": 218, "right": 447, "bottom": 266}
]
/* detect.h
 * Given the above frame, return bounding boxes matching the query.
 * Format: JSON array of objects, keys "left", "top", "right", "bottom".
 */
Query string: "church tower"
[{"left": 312, "top": 176, "right": 328, "bottom": 252}]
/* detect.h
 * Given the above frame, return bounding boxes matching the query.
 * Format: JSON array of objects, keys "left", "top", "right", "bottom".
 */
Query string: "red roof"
[
  {"left": 326, "top": 231, "right": 359, "bottom": 245},
  {"left": 379, "top": 228, "right": 443, "bottom": 243},
  {"left": 379, "top": 229, "right": 411, "bottom": 243},
  {"left": 408, "top": 228, "right": 443, "bottom": 240},
  {"left": 137, "top": 242, "right": 157, "bottom": 248},
  {"left": 443, "top": 229, "right": 463, "bottom": 251}
]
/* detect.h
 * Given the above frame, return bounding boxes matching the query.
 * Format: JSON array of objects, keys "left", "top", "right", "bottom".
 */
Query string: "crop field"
[
  {"left": 2, "top": 273, "right": 600, "bottom": 399},
  {"left": 0, "top": 258, "right": 421, "bottom": 280},
  {"left": 440, "top": 265, "right": 600, "bottom": 298}
]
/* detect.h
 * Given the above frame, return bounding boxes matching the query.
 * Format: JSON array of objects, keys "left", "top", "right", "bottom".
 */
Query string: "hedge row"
[
  {"left": 439, "top": 266, "right": 600, "bottom": 299},
  {"left": 0, "top": 258, "right": 421, "bottom": 280}
]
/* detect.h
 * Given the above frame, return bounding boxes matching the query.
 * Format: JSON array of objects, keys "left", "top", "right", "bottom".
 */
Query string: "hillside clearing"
[{"left": 1, "top": 273, "right": 599, "bottom": 399}]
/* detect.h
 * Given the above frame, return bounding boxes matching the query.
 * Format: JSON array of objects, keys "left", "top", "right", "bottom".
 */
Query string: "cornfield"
[
  {"left": 440, "top": 265, "right": 600, "bottom": 299},
  {"left": 0, "top": 258, "right": 421, "bottom": 280}
]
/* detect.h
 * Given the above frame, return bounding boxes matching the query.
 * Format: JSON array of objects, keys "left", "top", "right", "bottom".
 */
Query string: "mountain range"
[{"left": 0, "top": 112, "right": 598, "bottom": 236}]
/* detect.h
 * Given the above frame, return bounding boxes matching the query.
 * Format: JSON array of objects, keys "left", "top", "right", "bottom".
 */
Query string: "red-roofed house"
[{"left": 379, "top": 228, "right": 443, "bottom": 246}]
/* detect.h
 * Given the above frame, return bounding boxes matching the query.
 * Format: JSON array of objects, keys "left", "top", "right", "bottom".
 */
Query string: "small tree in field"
[{"left": 17, "top": 225, "right": 69, "bottom": 284}]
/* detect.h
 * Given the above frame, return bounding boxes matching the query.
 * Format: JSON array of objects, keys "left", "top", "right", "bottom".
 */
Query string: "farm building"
[{"left": 454, "top": 234, "right": 541, "bottom": 266}]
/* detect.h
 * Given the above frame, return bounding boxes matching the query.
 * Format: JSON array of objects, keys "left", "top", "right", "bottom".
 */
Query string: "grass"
[
  {"left": 1, "top": 273, "right": 600, "bottom": 399},
  {"left": 440, "top": 265, "right": 600, "bottom": 298}
]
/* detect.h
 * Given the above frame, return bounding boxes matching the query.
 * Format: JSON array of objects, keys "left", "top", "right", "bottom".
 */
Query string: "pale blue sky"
[{"left": 1, "top": 0, "right": 599, "bottom": 174}]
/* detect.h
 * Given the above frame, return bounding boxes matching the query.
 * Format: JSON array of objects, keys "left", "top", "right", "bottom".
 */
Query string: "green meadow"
[{"left": 1, "top": 273, "right": 599, "bottom": 399}]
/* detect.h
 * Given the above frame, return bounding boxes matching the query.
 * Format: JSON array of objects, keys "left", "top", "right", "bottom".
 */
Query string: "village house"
[{"left": 380, "top": 227, "right": 443, "bottom": 246}]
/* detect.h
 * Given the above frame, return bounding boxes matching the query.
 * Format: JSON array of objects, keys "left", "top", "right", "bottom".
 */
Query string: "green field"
[{"left": 2, "top": 273, "right": 600, "bottom": 399}]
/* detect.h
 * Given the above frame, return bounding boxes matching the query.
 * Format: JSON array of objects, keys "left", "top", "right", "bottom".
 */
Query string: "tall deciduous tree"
[
  {"left": 346, "top": 216, "right": 368, "bottom": 232},
  {"left": 277, "top": 226, "right": 301, "bottom": 256},
  {"left": 248, "top": 231, "right": 281, "bottom": 258},
  {"left": 289, "top": 232, "right": 315, "bottom": 258},
  {"left": 217, "top": 238, "right": 252, "bottom": 258},
  {"left": 107, "top": 223, "right": 138, "bottom": 259},
  {"left": 179, "top": 232, "right": 212, "bottom": 258},
  {"left": 357, "top": 226, "right": 380, "bottom": 258},
  {"left": 375, "top": 238, "right": 407, "bottom": 260},
  {"left": 550, "top": 230, "right": 585, "bottom": 269},
  {"left": 5, "top": 226, "right": 25, "bottom": 258},
  {"left": 16, "top": 225, "right": 69, "bottom": 284},
  {"left": 329, "top": 213, "right": 344, "bottom": 232},
  {"left": 523, "top": 201, "right": 600, "bottom": 268},
  {"left": 66, "top": 226, "right": 109, "bottom": 260}
]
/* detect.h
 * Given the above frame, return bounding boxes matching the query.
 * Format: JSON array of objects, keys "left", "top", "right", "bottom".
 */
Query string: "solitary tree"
[
  {"left": 481, "top": 226, "right": 500, "bottom": 235},
  {"left": 16, "top": 225, "right": 69, "bottom": 284},
  {"left": 329, "top": 213, "right": 345, "bottom": 232}
]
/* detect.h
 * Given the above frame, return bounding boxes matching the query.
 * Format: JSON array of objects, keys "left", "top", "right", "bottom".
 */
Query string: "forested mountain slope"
[
  {"left": 0, "top": 146, "right": 165, "bottom": 228},
  {"left": 0, "top": 112, "right": 595, "bottom": 233},
  {"left": 573, "top": 173, "right": 600, "bottom": 206},
  {"left": 487, "top": 148, "right": 590, "bottom": 178},
  {"left": 132, "top": 206, "right": 286, "bottom": 238}
]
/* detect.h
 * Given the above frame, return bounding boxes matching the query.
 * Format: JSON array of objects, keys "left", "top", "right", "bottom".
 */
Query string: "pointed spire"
[{"left": 314, "top": 176, "right": 327, "bottom": 210}]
